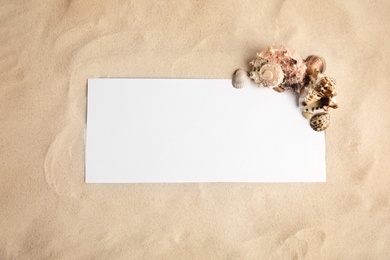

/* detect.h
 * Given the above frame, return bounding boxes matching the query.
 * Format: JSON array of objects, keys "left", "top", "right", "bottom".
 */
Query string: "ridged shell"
[
  {"left": 313, "top": 76, "right": 337, "bottom": 99},
  {"left": 306, "top": 55, "right": 326, "bottom": 73},
  {"left": 232, "top": 69, "right": 251, "bottom": 89},
  {"left": 310, "top": 112, "right": 330, "bottom": 131},
  {"left": 299, "top": 73, "right": 338, "bottom": 112}
]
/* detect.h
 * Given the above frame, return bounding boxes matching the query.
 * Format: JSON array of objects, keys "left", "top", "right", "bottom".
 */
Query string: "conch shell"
[
  {"left": 299, "top": 69, "right": 338, "bottom": 113},
  {"left": 249, "top": 45, "right": 307, "bottom": 93},
  {"left": 232, "top": 69, "right": 251, "bottom": 89}
]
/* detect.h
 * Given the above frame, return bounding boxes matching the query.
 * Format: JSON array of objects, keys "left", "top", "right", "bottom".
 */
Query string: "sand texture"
[{"left": 1, "top": 0, "right": 390, "bottom": 259}]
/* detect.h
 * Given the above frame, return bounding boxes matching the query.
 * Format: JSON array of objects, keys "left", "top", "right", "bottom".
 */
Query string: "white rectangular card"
[{"left": 86, "top": 78, "right": 325, "bottom": 183}]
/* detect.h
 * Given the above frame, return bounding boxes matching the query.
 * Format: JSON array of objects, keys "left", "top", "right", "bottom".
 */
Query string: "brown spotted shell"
[
  {"left": 310, "top": 112, "right": 330, "bottom": 131},
  {"left": 306, "top": 55, "right": 326, "bottom": 73},
  {"left": 232, "top": 69, "right": 251, "bottom": 89}
]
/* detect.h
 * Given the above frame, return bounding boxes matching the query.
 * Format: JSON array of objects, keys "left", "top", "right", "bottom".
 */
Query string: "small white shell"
[
  {"left": 310, "top": 112, "right": 330, "bottom": 131},
  {"left": 232, "top": 69, "right": 251, "bottom": 89}
]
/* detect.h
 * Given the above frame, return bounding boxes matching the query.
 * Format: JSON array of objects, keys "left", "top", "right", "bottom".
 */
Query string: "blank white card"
[{"left": 86, "top": 79, "right": 325, "bottom": 183}]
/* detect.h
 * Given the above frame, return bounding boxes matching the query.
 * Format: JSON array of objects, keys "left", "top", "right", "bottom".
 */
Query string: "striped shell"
[
  {"left": 232, "top": 69, "right": 251, "bottom": 89},
  {"left": 306, "top": 55, "right": 326, "bottom": 73},
  {"left": 310, "top": 112, "right": 330, "bottom": 131},
  {"left": 299, "top": 72, "right": 338, "bottom": 113}
]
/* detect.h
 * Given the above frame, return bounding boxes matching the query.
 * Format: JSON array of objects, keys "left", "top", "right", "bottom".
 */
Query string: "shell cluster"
[{"left": 233, "top": 45, "right": 338, "bottom": 132}]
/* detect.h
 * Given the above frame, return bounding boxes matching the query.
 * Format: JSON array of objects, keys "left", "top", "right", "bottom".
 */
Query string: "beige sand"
[{"left": 1, "top": 0, "right": 390, "bottom": 258}]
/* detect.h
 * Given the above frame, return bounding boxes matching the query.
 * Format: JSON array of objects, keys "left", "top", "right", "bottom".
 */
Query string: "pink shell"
[{"left": 250, "top": 45, "right": 307, "bottom": 93}]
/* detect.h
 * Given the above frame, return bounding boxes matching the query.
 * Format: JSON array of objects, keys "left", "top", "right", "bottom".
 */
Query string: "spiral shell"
[
  {"left": 249, "top": 45, "right": 307, "bottom": 93},
  {"left": 232, "top": 69, "right": 251, "bottom": 89},
  {"left": 306, "top": 55, "right": 326, "bottom": 73},
  {"left": 310, "top": 112, "right": 330, "bottom": 131},
  {"left": 258, "top": 63, "right": 284, "bottom": 88}
]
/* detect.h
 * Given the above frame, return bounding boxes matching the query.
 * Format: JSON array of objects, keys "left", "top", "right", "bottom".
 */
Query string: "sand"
[{"left": 1, "top": 0, "right": 390, "bottom": 258}]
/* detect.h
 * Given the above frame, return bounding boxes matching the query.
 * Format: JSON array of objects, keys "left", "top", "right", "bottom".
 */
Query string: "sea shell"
[
  {"left": 232, "top": 69, "right": 251, "bottom": 89},
  {"left": 299, "top": 72, "right": 338, "bottom": 113},
  {"left": 306, "top": 55, "right": 326, "bottom": 73},
  {"left": 249, "top": 62, "right": 284, "bottom": 90},
  {"left": 302, "top": 111, "right": 314, "bottom": 120},
  {"left": 249, "top": 45, "right": 307, "bottom": 93},
  {"left": 310, "top": 112, "right": 330, "bottom": 131}
]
